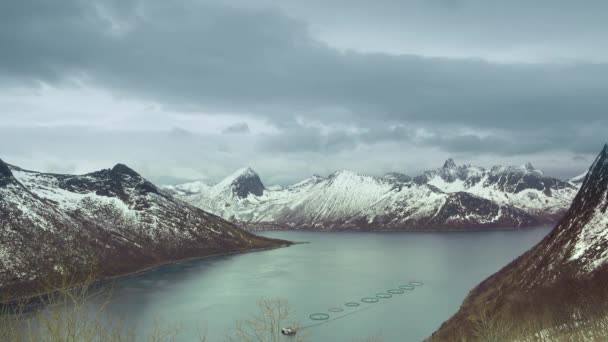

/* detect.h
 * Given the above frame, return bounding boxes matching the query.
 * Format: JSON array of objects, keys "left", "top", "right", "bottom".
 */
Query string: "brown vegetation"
[{"left": 428, "top": 271, "right": 608, "bottom": 341}]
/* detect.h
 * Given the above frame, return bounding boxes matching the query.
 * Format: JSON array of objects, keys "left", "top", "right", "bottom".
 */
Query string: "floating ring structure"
[
  {"left": 309, "top": 313, "right": 330, "bottom": 321},
  {"left": 361, "top": 297, "right": 380, "bottom": 303},
  {"left": 399, "top": 285, "right": 415, "bottom": 290},
  {"left": 305, "top": 282, "right": 425, "bottom": 325}
]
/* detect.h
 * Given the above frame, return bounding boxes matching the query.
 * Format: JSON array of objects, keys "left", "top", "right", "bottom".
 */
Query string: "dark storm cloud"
[
  {"left": 260, "top": 0, "right": 608, "bottom": 61},
  {"left": 0, "top": 0, "right": 606, "bottom": 172}
]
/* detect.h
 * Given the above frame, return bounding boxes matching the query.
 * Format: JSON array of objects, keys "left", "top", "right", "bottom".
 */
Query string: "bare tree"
[{"left": 225, "top": 297, "right": 306, "bottom": 342}]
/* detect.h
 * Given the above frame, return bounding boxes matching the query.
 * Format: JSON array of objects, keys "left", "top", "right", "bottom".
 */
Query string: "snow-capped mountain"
[
  {"left": 430, "top": 144, "right": 608, "bottom": 340},
  {"left": 162, "top": 180, "right": 210, "bottom": 196},
  {"left": 569, "top": 171, "right": 588, "bottom": 186},
  {"left": 169, "top": 165, "right": 548, "bottom": 231},
  {"left": 415, "top": 159, "right": 578, "bottom": 220},
  {"left": 0, "top": 160, "right": 285, "bottom": 298}
]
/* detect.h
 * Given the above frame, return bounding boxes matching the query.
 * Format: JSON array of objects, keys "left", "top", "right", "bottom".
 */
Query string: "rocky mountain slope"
[
  {"left": 416, "top": 159, "right": 577, "bottom": 221},
  {"left": 166, "top": 161, "right": 571, "bottom": 231},
  {"left": 0, "top": 160, "right": 286, "bottom": 298},
  {"left": 429, "top": 144, "right": 608, "bottom": 340}
]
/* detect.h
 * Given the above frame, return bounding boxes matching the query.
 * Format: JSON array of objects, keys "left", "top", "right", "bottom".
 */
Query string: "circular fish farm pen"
[
  {"left": 399, "top": 285, "right": 415, "bottom": 290},
  {"left": 309, "top": 313, "right": 330, "bottom": 321},
  {"left": 302, "top": 280, "right": 424, "bottom": 329},
  {"left": 375, "top": 293, "right": 392, "bottom": 299},
  {"left": 361, "top": 297, "right": 380, "bottom": 303}
]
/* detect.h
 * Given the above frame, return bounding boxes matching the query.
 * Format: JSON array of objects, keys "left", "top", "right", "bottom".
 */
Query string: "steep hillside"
[
  {"left": 0, "top": 160, "right": 287, "bottom": 299},
  {"left": 429, "top": 144, "right": 608, "bottom": 341}
]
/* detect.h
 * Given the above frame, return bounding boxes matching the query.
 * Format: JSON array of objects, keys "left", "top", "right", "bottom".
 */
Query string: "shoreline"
[
  {"left": 96, "top": 242, "right": 298, "bottom": 284},
  {"left": 4, "top": 242, "right": 300, "bottom": 305},
  {"left": 250, "top": 225, "right": 554, "bottom": 234}
]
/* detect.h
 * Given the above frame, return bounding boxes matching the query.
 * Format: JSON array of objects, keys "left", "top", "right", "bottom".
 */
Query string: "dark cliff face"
[
  {"left": 430, "top": 144, "right": 608, "bottom": 341},
  {"left": 443, "top": 158, "right": 457, "bottom": 169},
  {"left": 231, "top": 169, "right": 265, "bottom": 198},
  {"left": 0, "top": 159, "right": 14, "bottom": 187},
  {"left": 427, "top": 192, "right": 540, "bottom": 228},
  {"left": 60, "top": 163, "right": 162, "bottom": 205},
  {"left": 415, "top": 158, "right": 575, "bottom": 195},
  {"left": 414, "top": 159, "right": 481, "bottom": 184},
  {"left": 111, "top": 163, "right": 142, "bottom": 179},
  {"left": 484, "top": 165, "right": 573, "bottom": 194}
]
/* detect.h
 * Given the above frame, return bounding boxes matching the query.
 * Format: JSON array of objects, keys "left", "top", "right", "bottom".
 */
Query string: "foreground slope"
[
  {"left": 0, "top": 160, "right": 286, "bottom": 298},
  {"left": 429, "top": 144, "right": 608, "bottom": 341},
  {"left": 169, "top": 168, "right": 541, "bottom": 231}
]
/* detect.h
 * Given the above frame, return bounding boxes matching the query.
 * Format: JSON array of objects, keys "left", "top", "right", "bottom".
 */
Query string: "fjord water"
[{"left": 98, "top": 228, "right": 551, "bottom": 341}]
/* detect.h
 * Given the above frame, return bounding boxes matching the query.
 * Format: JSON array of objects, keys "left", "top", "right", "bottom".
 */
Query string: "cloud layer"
[{"left": 0, "top": 0, "right": 605, "bottom": 184}]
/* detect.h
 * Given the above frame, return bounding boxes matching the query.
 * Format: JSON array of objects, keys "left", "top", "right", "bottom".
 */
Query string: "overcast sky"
[{"left": 1, "top": 0, "right": 607, "bottom": 186}]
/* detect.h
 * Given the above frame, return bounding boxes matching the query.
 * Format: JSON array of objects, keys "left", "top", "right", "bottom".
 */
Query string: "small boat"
[{"left": 281, "top": 327, "right": 297, "bottom": 336}]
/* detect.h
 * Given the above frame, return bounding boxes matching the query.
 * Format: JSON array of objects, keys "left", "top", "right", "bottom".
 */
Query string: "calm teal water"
[{"left": 98, "top": 228, "right": 551, "bottom": 341}]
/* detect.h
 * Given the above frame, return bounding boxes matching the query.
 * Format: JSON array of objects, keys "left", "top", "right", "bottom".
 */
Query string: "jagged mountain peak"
[
  {"left": 0, "top": 158, "right": 12, "bottom": 177},
  {"left": 489, "top": 163, "right": 542, "bottom": 176},
  {"left": 572, "top": 142, "right": 608, "bottom": 205},
  {"left": 327, "top": 170, "right": 383, "bottom": 184},
  {"left": 0, "top": 158, "right": 16, "bottom": 187},
  {"left": 111, "top": 163, "right": 142, "bottom": 178},
  {"left": 289, "top": 174, "right": 325, "bottom": 189},
  {"left": 443, "top": 158, "right": 457, "bottom": 169},
  {"left": 329, "top": 169, "right": 361, "bottom": 178},
  {"left": 232, "top": 166, "right": 258, "bottom": 178},
  {"left": 594, "top": 143, "right": 608, "bottom": 171},
  {"left": 522, "top": 162, "right": 544, "bottom": 175},
  {"left": 216, "top": 166, "right": 265, "bottom": 198}
]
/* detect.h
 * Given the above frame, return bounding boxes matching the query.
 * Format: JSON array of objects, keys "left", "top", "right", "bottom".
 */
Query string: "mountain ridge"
[
  {"left": 429, "top": 144, "right": 608, "bottom": 340},
  {"left": 165, "top": 158, "right": 576, "bottom": 231},
  {"left": 0, "top": 160, "right": 287, "bottom": 299}
]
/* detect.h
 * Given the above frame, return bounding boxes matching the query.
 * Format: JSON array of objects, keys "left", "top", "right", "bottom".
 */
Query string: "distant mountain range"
[
  {"left": 0, "top": 160, "right": 285, "bottom": 298},
  {"left": 165, "top": 159, "right": 580, "bottom": 231},
  {"left": 430, "top": 144, "right": 608, "bottom": 340}
]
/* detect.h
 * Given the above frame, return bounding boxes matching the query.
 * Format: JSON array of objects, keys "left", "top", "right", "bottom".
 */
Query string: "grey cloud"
[
  {"left": 0, "top": 124, "right": 594, "bottom": 185},
  {"left": 0, "top": 0, "right": 606, "bottom": 181},
  {"left": 257, "top": 0, "right": 608, "bottom": 61},
  {"left": 259, "top": 125, "right": 324, "bottom": 153},
  {"left": 221, "top": 122, "right": 250, "bottom": 134},
  {"left": 572, "top": 155, "right": 588, "bottom": 162},
  {"left": 168, "top": 127, "right": 194, "bottom": 139},
  {"left": 2, "top": 0, "right": 608, "bottom": 133}
]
